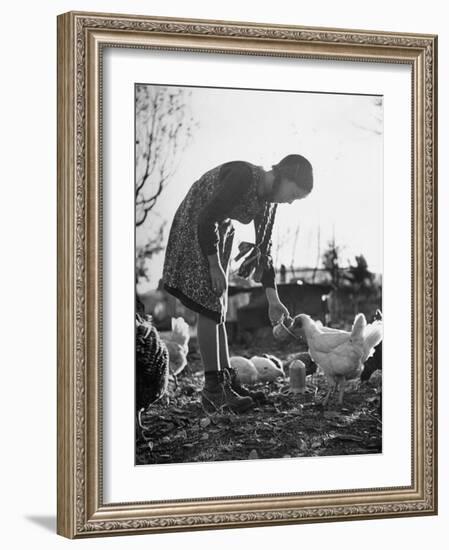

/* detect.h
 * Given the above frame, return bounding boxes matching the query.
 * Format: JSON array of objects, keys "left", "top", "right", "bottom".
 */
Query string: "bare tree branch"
[{"left": 135, "top": 86, "right": 198, "bottom": 227}]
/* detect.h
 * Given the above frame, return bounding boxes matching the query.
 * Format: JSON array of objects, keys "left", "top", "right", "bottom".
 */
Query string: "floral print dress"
[{"left": 162, "top": 160, "right": 276, "bottom": 324}]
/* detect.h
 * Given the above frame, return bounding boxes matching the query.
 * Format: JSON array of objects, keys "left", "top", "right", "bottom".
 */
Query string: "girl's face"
[{"left": 271, "top": 177, "right": 310, "bottom": 204}]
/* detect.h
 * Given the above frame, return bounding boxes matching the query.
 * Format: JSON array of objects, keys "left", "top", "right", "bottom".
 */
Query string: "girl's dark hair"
[{"left": 271, "top": 154, "right": 313, "bottom": 194}]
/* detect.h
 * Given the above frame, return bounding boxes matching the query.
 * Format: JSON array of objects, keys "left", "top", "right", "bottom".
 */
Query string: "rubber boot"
[
  {"left": 201, "top": 370, "right": 254, "bottom": 414},
  {"left": 222, "top": 366, "right": 267, "bottom": 404}
]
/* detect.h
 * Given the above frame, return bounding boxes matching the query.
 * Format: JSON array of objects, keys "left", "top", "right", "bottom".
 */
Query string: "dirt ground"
[{"left": 136, "top": 340, "right": 382, "bottom": 465}]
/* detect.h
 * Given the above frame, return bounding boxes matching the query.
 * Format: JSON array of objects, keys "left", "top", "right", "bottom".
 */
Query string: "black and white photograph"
[
  {"left": 1, "top": 0, "right": 442, "bottom": 544},
  {"left": 135, "top": 82, "right": 384, "bottom": 466}
]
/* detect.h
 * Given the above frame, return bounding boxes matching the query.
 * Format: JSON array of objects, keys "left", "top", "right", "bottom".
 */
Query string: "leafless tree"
[
  {"left": 136, "top": 221, "right": 167, "bottom": 283},
  {"left": 322, "top": 237, "right": 345, "bottom": 288},
  {"left": 343, "top": 254, "right": 376, "bottom": 314},
  {"left": 135, "top": 85, "right": 198, "bottom": 227}
]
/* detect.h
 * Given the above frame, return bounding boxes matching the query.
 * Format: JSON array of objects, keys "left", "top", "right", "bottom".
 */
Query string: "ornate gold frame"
[{"left": 57, "top": 10, "right": 438, "bottom": 539}]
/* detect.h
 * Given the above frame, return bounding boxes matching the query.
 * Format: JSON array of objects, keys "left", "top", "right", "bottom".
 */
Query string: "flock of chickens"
[{"left": 136, "top": 307, "right": 383, "bottom": 424}]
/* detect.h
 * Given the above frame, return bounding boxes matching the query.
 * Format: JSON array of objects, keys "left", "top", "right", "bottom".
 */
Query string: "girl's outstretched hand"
[
  {"left": 209, "top": 264, "right": 227, "bottom": 296},
  {"left": 268, "top": 300, "right": 290, "bottom": 326}
]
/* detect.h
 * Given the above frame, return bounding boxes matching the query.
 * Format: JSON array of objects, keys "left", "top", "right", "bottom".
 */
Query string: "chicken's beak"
[
  {"left": 290, "top": 317, "right": 305, "bottom": 340},
  {"left": 292, "top": 317, "right": 303, "bottom": 331}
]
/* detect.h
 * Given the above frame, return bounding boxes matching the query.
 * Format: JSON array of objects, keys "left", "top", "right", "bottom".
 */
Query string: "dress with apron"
[{"left": 162, "top": 160, "right": 277, "bottom": 324}]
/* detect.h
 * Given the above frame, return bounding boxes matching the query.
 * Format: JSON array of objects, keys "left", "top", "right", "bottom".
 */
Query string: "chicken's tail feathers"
[
  {"left": 351, "top": 313, "right": 367, "bottom": 343},
  {"left": 170, "top": 317, "right": 190, "bottom": 346},
  {"left": 362, "top": 320, "right": 383, "bottom": 362}
]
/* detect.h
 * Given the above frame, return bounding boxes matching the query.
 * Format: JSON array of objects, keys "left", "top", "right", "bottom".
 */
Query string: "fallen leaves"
[{"left": 136, "top": 343, "right": 382, "bottom": 465}]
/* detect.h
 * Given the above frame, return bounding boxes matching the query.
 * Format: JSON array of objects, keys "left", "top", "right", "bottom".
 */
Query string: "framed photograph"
[{"left": 57, "top": 10, "right": 438, "bottom": 538}]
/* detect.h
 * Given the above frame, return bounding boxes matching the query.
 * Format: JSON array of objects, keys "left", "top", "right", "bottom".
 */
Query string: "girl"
[{"left": 162, "top": 154, "right": 314, "bottom": 413}]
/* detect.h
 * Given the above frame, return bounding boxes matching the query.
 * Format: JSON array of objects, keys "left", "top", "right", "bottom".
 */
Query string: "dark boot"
[
  {"left": 201, "top": 370, "right": 254, "bottom": 414},
  {"left": 222, "top": 366, "right": 267, "bottom": 404}
]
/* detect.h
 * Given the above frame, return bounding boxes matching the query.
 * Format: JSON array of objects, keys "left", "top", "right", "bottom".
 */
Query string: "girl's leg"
[
  {"left": 197, "top": 313, "right": 220, "bottom": 372},
  {"left": 197, "top": 313, "right": 221, "bottom": 391},
  {"left": 197, "top": 246, "right": 228, "bottom": 389},
  {"left": 217, "top": 324, "right": 231, "bottom": 368},
  {"left": 218, "top": 289, "right": 266, "bottom": 403},
  {"left": 198, "top": 302, "right": 253, "bottom": 413},
  {"left": 217, "top": 253, "right": 231, "bottom": 369},
  {"left": 217, "top": 290, "right": 231, "bottom": 370}
]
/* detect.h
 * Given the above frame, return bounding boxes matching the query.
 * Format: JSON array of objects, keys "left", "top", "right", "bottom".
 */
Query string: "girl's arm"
[
  {"left": 266, "top": 287, "right": 290, "bottom": 325},
  {"left": 253, "top": 208, "right": 290, "bottom": 323},
  {"left": 206, "top": 252, "right": 227, "bottom": 296},
  {"left": 197, "top": 161, "right": 252, "bottom": 296}
]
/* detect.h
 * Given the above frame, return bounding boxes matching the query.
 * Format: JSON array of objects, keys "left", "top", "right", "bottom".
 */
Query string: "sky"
[{"left": 136, "top": 84, "right": 383, "bottom": 290}]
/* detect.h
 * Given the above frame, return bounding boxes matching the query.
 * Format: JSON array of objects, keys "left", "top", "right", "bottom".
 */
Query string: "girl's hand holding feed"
[
  {"left": 268, "top": 301, "right": 290, "bottom": 326},
  {"left": 207, "top": 253, "right": 227, "bottom": 296},
  {"left": 265, "top": 288, "right": 291, "bottom": 326}
]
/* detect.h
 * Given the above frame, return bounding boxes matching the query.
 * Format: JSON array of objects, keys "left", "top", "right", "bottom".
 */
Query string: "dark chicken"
[
  {"left": 361, "top": 341, "right": 382, "bottom": 382},
  {"left": 361, "top": 309, "right": 383, "bottom": 382},
  {"left": 290, "top": 351, "right": 318, "bottom": 377},
  {"left": 135, "top": 313, "right": 170, "bottom": 431}
]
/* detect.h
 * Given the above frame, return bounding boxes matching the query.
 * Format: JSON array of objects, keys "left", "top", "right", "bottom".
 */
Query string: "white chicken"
[
  {"left": 290, "top": 312, "right": 383, "bottom": 406},
  {"left": 250, "top": 355, "right": 285, "bottom": 382},
  {"left": 159, "top": 317, "right": 190, "bottom": 387}
]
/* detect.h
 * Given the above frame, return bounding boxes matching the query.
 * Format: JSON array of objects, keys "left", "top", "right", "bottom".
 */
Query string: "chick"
[
  {"left": 229, "top": 356, "right": 259, "bottom": 385},
  {"left": 160, "top": 317, "right": 190, "bottom": 388},
  {"left": 250, "top": 355, "right": 285, "bottom": 383},
  {"left": 261, "top": 354, "right": 283, "bottom": 371}
]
